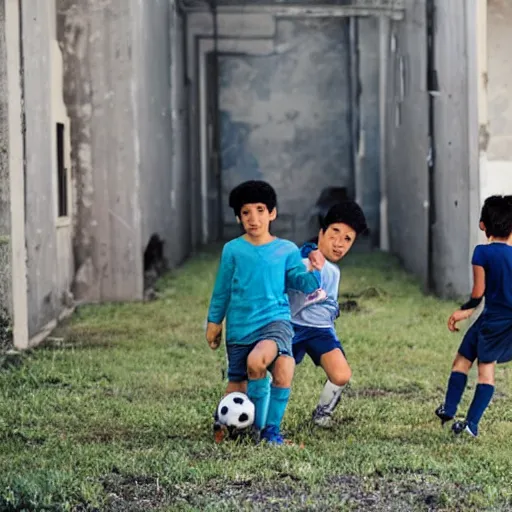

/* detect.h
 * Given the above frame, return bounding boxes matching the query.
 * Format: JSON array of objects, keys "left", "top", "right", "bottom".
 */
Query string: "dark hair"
[
  {"left": 228, "top": 180, "right": 277, "bottom": 218},
  {"left": 480, "top": 195, "right": 512, "bottom": 238},
  {"left": 321, "top": 200, "right": 368, "bottom": 235}
]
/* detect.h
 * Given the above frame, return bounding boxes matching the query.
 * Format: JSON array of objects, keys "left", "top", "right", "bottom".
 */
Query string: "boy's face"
[
  {"left": 237, "top": 203, "right": 276, "bottom": 239},
  {"left": 318, "top": 222, "right": 356, "bottom": 262}
]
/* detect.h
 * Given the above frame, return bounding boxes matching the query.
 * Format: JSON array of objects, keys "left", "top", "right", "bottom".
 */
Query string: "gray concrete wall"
[
  {"left": 136, "top": 0, "right": 173, "bottom": 263},
  {"left": 57, "top": 0, "right": 143, "bottom": 302},
  {"left": 21, "top": 0, "right": 62, "bottom": 336},
  {"left": 483, "top": 0, "right": 512, "bottom": 198},
  {"left": 431, "top": 0, "right": 472, "bottom": 297},
  {"left": 218, "top": 18, "right": 353, "bottom": 243},
  {"left": 385, "top": 2, "right": 429, "bottom": 289},
  {"left": 168, "top": 2, "right": 191, "bottom": 265},
  {"left": 356, "top": 16, "right": 380, "bottom": 244},
  {"left": 385, "top": 0, "right": 473, "bottom": 297},
  {"left": 136, "top": 0, "right": 190, "bottom": 268},
  {"left": 0, "top": 0, "right": 12, "bottom": 321}
]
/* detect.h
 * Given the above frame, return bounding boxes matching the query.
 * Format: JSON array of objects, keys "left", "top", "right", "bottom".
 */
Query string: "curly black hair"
[
  {"left": 321, "top": 200, "right": 368, "bottom": 235},
  {"left": 480, "top": 195, "right": 512, "bottom": 238},
  {"left": 228, "top": 180, "right": 277, "bottom": 218}
]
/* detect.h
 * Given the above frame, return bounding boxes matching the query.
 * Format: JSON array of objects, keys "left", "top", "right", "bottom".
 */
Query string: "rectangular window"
[{"left": 56, "top": 123, "right": 68, "bottom": 217}]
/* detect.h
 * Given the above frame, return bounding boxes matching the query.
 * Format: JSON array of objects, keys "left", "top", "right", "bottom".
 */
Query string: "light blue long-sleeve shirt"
[{"left": 207, "top": 237, "right": 321, "bottom": 344}]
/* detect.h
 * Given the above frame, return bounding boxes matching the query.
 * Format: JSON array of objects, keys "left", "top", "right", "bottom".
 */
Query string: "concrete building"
[{"left": 0, "top": 0, "right": 510, "bottom": 350}]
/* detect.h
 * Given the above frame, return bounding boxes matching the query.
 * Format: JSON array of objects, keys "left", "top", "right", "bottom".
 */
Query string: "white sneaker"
[{"left": 312, "top": 406, "right": 334, "bottom": 428}]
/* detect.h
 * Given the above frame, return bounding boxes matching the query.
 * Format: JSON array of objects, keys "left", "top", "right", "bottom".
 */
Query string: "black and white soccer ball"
[{"left": 217, "top": 392, "right": 255, "bottom": 430}]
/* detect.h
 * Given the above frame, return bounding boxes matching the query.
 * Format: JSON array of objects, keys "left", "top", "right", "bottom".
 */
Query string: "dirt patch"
[
  {"left": 91, "top": 472, "right": 483, "bottom": 512},
  {"left": 339, "top": 300, "right": 361, "bottom": 313},
  {"left": 101, "top": 474, "right": 167, "bottom": 511},
  {"left": 347, "top": 384, "right": 426, "bottom": 399}
]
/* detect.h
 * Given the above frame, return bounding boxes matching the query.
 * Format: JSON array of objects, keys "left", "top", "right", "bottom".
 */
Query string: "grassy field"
[{"left": 1, "top": 249, "right": 512, "bottom": 511}]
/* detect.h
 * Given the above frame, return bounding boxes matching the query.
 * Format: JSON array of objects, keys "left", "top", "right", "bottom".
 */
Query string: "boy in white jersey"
[{"left": 289, "top": 201, "right": 368, "bottom": 427}]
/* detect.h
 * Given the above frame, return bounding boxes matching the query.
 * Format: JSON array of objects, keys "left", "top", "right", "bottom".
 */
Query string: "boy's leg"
[
  {"left": 453, "top": 362, "right": 495, "bottom": 437},
  {"left": 263, "top": 355, "right": 295, "bottom": 444},
  {"left": 436, "top": 323, "right": 478, "bottom": 425},
  {"left": 247, "top": 339, "right": 277, "bottom": 431},
  {"left": 225, "top": 381, "right": 247, "bottom": 394},
  {"left": 314, "top": 348, "right": 351, "bottom": 427},
  {"left": 214, "top": 343, "right": 252, "bottom": 443},
  {"left": 436, "top": 353, "right": 473, "bottom": 424}
]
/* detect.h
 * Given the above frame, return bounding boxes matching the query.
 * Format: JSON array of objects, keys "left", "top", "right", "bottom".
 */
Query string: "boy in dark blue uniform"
[{"left": 436, "top": 195, "right": 512, "bottom": 437}]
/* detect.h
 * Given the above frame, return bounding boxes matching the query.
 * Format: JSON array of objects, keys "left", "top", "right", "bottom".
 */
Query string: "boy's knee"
[
  {"left": 271, "top": 355, "right": 295, "bottom": 388},
  {"left": 247, "top": 353, "right": 267, "bottom": 380},
  {"left": 329, "top": 367, "right": 351, "bottom": 387},
  {"left": 452, "top": 354, "right": 472, "bottom": 373},
  {"left": 477, "top": 363, "right": 495, "bottom": 385}
]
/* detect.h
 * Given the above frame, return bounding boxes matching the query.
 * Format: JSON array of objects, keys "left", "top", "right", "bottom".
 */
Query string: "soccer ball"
[{"left": 217, "top": 392, "right": 255, "bottom": 430}]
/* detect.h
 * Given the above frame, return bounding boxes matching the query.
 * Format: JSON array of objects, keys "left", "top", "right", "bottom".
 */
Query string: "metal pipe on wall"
[{"left": 426, "top": 0, "right": 438, "bottom": 292}]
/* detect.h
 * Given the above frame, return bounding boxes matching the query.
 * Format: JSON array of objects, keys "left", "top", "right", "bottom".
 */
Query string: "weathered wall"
[
  {"left": 21, "top": 0, "right": 62, "bottom": 336},
  {"left": 431, "top": 0, "right": 472, "bottom": 297},
  {"left": 218, "top": 18, "right": 353, "bottom": 243},
  {"left": 385, "top": 1, "right": 429, "bottom": 289},
  {"left": 136, "top": 0, "right": 189, "bottom": 267},
  {"left": 0, "top": 0, "right": 12, "bottom": 321},
  {"left": 57, "top": 0, "right": 143, "bottom": 302},
  {"left": 136, "top": 0, "right": 175, "bottom": 264},
  {"left": 168, "top": 2, "right": 191, "bottom": 265},
  {"left": 385, "top": 0, "right": 474, "bottom": 297},
  {"left": 356, "top": 16, "right": 380, "bottom": 244},
  {"left": 483, "top": 0, "right": 512, "bottom": 198},
  {"left": 58, "top": 0, "right": 189, "bottom": 300}
]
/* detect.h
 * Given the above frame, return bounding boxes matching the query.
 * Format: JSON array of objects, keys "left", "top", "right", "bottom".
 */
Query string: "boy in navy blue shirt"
[
  {"left": 436, "top": 195, "right": 512, "bottom": 437},
  {"left": 206, "top": 180, "right": 322, "bottom": 444}
]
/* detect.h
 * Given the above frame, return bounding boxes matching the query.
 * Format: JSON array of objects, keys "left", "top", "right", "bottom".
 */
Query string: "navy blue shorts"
[
  {"left": 458, "top": 314, "right": 512, "bottom": 364},
  {"left": 226, "top": 320, "right": 294, "bottom": 382},
  {"left": 292, "top": 324, "right": 344, "bottom": 367}
]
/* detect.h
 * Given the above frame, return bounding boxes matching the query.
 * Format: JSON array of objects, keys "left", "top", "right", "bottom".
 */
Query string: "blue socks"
[
  {"left": 247, "top": 376, "right": 291, "bottom": 433},
  {"left": 247, "top": 375, "right": 271, "bottom": 430},
  {"left": 444, "top": 371, "right": 468, "bottom": 417},
  {"left": 466, "top": 383, "right": 495, "bottom": 435},
  {"left": 266, "top": 386, "right": 291, "bottom": 429}
]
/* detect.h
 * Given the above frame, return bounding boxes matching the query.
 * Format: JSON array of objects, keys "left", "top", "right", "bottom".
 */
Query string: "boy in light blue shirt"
[
  {"left": 206, "top": 180, "right": 322, "bottom": 444},
  {"left": 289, "top": 201, "right": 368, "bottom": 427}
]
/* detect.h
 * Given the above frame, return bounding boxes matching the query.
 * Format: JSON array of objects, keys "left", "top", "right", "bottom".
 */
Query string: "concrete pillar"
[{"left": 4, "top": 0, "right": 29, "bottom": 349}]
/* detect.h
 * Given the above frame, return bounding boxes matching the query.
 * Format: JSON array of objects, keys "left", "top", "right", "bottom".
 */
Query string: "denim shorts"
[{"left": 226, "top": 320, "right": 294, "bottom": 382}]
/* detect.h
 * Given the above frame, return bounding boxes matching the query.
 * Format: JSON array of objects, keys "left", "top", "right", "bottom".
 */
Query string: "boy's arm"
[
  {"left": 448, "top": 252, "right": 485, "bottom": 332},
  {"left": 286, "top": 248, "right": 321, "bottom": 293},
  {"left": 207, "top": 245, "right": 235, "bottom": 326}
]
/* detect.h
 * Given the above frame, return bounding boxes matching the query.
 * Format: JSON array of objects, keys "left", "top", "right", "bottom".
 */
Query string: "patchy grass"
[{"left": 0, "top": 250, "right": 511, "bottom": 511}]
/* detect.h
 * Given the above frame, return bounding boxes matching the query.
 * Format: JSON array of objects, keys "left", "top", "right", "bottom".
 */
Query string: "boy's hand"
[
  {"left": 206, "top": 322, "right": 223, "bottom": 349},
  {"left": 308, "top": 249, "right": 325, "bottom": 271},
  {"left": 447, "top": 309, "right": 472, "bottom": 332}
]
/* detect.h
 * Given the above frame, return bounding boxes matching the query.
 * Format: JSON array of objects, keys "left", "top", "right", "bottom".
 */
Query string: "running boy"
[
  {"left": 289, "top": 201, "right": 368, "bottom": 427},
  {"left": 206, "top": 180, "right": 322, "bottom": 445},
  {"left": 435, "top": 194, "right": 512, "bottom": 437}
]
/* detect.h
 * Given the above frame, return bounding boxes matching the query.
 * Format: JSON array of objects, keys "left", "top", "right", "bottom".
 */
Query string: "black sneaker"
[
  {"left": 435, "top": 405, "right": 454, "bottom": 426},
  {"left": 452, "top": 420, "right": 477, "bottom": 437}
]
